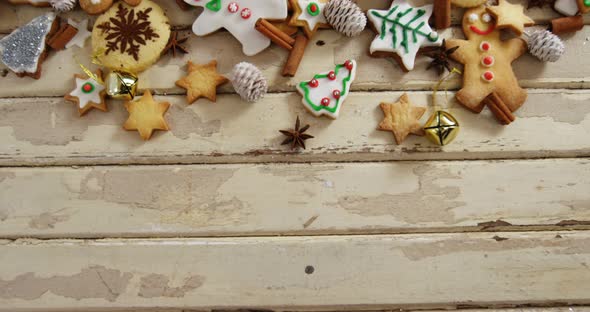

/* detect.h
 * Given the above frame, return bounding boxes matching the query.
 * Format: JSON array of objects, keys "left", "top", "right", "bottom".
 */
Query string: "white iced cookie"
[
  {"left": 554, "top": 0, "right": 579, "bottom": 16},
  {"left": 183, "top": 0, "right": 288, "bottom": 56}
]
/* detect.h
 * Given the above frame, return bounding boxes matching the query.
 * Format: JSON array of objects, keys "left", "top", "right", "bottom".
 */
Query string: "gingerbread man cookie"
[
  {"left": 445, "top": 5, "right": 528, "bottom": 123},
  {"left": 183, "top": 0, "right": 288, "bottom": 56}
]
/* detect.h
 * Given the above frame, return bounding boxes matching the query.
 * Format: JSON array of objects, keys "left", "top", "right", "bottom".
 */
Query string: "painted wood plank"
[
  {"left": 1, "top": 26, "right": 590, "bottom": 97},
  {"left": 0, "top": 231, "right": 589, "bottom": 310},
  {"left": 1, "top": 158, "right": 588, "bottom": 238},
  {"left": 0, "top": 0, "right": 585, "bottom": 34},
  {"left": 0, "top": 90, "right": 589, "bottom": 166}
]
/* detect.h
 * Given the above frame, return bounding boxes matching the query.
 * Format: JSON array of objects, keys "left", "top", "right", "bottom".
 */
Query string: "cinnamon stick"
[
  {"left": 256, "top": 19, "right": 296, "bottom": 50},
  {"left": 47, "top": 23, "right": 78, "bottom": 50},
  {"left": 434, "top": 0, "right": 451, "bottom": 30},
  {"left": 550, "top": 15, "right": 583, "bottom": 35},
  {"left": 482, "top": 92, "right": 515, "bottom": 125},
  {"left": 282, "top": 34, "right": 308, "bottom": 77}
]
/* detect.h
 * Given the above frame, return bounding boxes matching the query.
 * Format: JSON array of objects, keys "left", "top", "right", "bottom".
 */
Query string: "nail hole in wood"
[
  {"left": 316, "top": 40, "right": 325, "bottom": 46},
  {"left": 305, "top": 265, "right": 314, "bottom": 274}
]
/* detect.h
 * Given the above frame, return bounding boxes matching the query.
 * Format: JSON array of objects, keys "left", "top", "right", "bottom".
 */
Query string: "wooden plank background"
[{"left": 0, "top": 0, "right": 589, "bottom": 311}]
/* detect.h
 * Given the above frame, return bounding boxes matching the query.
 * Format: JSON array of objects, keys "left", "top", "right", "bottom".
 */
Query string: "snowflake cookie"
[
  {"left": 183, "top": 0, "right": 288, "bottom": 56},
  {"left": 296, "top": 60, "right": 357, "bottom": 119},
  {"left": 91, "top": 0, "right": 170, "bottom": 73},
  {"left": 367, "top": 0, "right": 443, "bottom": 71}
]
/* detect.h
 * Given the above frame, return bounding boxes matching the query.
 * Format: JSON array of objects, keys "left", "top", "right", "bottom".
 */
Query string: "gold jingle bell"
[
  {"left": 423, "top": 110, "right": 460, "bottom": 146},
  {"left": 106, "top": 71, "right": 138, "bottom": 100}
]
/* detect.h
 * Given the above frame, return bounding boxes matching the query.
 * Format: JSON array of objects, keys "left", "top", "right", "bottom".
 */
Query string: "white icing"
[
  {"left": 468, "top": 13, "right": 479, "bottom": 22},
  {"left": 295, "top": 60, "right": 357, "bottom": 119},
  {"left": 70, "top": 77, "right": 105, "bottom": 109},
  {"left": 554, "top": 0, "right": 579, "bottom": 16},
  {"left": 66, "top": 19, "right": 91, "bottom": 49},
  {"left": 482, "top": 13, "right": 492, "bottom": 22},
  {"left": 183, "top": 0, "right": 288, "bottom": 56},
  {"left": 296, "top": 0, "right": 327, "bottom": 31},
  {"left": 91, "top": 0, "right": 102, "bottom": 4},
  {"left": 367, "top": 0, "right": 442, "bottom": 71}
]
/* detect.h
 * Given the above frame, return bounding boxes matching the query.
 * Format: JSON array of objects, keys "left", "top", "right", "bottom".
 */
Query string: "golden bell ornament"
[
  {"left": 423, "top": 110, "right": 460, "bottom": 146},
  {"left": 106, "top": 71, "right": 138, "bottom": 100}
]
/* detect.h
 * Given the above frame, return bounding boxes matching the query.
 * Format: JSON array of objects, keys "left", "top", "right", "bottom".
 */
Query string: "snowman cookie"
[
  {"left": 92, "top": 0, "right": 170, "bottom": 72},
  {"left": 445, "top": 5, "right": 529, "bottom": 123},
  {"left": 183, "top": 0, "right": 288, "bottom": 56}
]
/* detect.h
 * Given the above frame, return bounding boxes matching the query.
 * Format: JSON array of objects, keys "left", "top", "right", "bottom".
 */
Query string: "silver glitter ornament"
[{"left": 0, "top": 13, "right": 57, "bottom": 79}]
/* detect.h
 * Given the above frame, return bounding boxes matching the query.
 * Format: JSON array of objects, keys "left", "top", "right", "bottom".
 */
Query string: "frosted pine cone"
[
  {"left": 230, "top": 62, "right": 267, "bottom": 102},
  {"left": 50, "top": 0, "right": 77, "bottom": 11},
  {"left": 324, "top": 0, "right": 367, "bottom": 37},
  {"left": 527, "top": 30, "right": 565, "bottom": 62}
]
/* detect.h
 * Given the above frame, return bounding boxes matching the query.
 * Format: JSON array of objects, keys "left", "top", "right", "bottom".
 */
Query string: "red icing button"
[
  {"left": 482, "top": 71, "right": 494, "bottom": 82},
  {"left": 227, "top": 2, "right": 239, "bottom": 13},
  {"left": 321, "top": 98, "right": 330, "bottom": 106},
  {"left": 480, "top": 41, "right": 491, "bottom": 51},
  {"left": 481, "top": 55, "right": 494, "bottom": 67},
  {"left": 328, "top": 71, "right": 336, "bottom": 80},
  {"left": 82, "top": 83, "right": 93, "bottom": 92},
  {"left": 308, "top": 79, "right": 319, "bottom": 88},
  {"left": 344, "top": 60, "right": 353, "bottom": 70},
  {"left": 240, "top": 8, "right": 251, "bottom": 19},
  {"left": 310, "top": 3, "right": 318, "bottom": 12},
  {"left": 332, "top": 90, "right": 341, "bottom": 99}
]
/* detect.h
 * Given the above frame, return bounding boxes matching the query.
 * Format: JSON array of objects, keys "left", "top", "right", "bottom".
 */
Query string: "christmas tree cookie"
[
  {"left": 183, "top": 0, "right": 288, "bottom": 56},
  {"left": 367, "top": 0, "right": 442, "bottom": 71},
  {"left": 0, "top": 13, "right": 58, "bottom": 79},
  {"left": 296, "top": 60, "right": 357, "bottom": 119},
  {"left": 64, "top": 70, "right": 108, "bottom": 116}
]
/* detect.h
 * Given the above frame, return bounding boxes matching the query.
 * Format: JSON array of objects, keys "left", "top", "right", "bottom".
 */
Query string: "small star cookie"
[
  {"left": 289, "top": 0, "right": 330, "bottom": 38},
  {"left": 123, "top": 90, "right": 170, "bottom": 140},
  {"left": 378, "top": 93, "right": 426, "bottom": 144},
  {"left": 64, "top": 70, "right": 108, "bottom": 116},
  {"left": 176, "top": 60, "right": 229, "bottom": 104},
  {"left": 66, "top": 19, "right": 91, "bottom": 49},
  {"left": 486, "top": 0, "right": 534, "bottom": 35}
]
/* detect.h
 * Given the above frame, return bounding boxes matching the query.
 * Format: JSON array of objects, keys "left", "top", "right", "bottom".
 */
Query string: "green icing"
[
  {"left": 205, "top": 0, "right": 221, "bottom": 12},
  {"left": 298, "top": 64, "right": 353, "bottom": 114},
  {"left": 307, "top": 3, "right": 320, "bottom": 16},
  {"left": 584, "top": 0, "right": 590, "bottom": 6}
]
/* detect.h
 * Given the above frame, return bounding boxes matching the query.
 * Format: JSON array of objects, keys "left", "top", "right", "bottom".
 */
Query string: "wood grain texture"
[
  {"left": 1, "top": 26, "right": 590, "bottom": 97},
  {"left": 1, "top": 231, "right": 589, "bottom": 311},
  {"left": 1, "top": 158, "right": 588, "bottom": 238},
  {"left": 1, "top": 90, "right": 589, "bottom": 166},
  {"left": 0, "top": 0, "right": 585, "bottom": 34}
]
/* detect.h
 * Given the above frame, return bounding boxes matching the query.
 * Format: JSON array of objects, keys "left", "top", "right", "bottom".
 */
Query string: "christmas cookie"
[
  {"left": 0, "top": 13, "right": 59, "bottom": 79},
  {"left": 554, "top": 0, "right": 579, "bottom": 16},
  {"left": 486, "top": 0, "right": 534, "bottom": 36},
  {"left": 183, "top": 0, "right": 288, "bottom": 56},
  {"left": 295, "top": 60, "right": 357, "bottom": 119},
  {"left": 367, "top": 0, "right": 443, "bottom": 72},
  {"left": 6, "top": 0, "right": 50, "bottom": 7},
  {"left": 64, "top": 70, "right": 108, "bottom": 116},
  {"left": 66, "top": 19, "right": 91, "bottom": 49},
  {"left": 445, "top": 5, "right": 528, "bottom": 124},
  {"left": 450, "top": 0, "right": 486, "bottom": 7},
  {"left": 577, "top": 0, "right": 590, "bottom": 13},
  {"left": 80, "top": 0, "right": 113, "bottom": 14},
  {"left": 289, "top": 0, "right": 330, "bottom": 38},
  {"left": 176, "top": 60, "right": 229, "bottom": 104},
  {"left": 123, "top": 90, "right": 170, "bottom": 140},
  {"left": 92, "top": 0, "right": 171, "bottom": 73},
  {"left": 378, "top": 93, "right": 426, "bottom": 144}
]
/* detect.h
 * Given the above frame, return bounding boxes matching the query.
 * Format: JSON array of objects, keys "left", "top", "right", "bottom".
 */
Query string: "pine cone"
[
  {"left": 230, "top": 62, "right": 268, "bottom": 102},
  {"left": 527, "top": 30, "right": 565, "bottom": 62},
  {"left": 324, "top": 0, "right": 366, "bottom": 37},
  {"left": 50, "top": 0, "right": 77, "bottom": 12}
]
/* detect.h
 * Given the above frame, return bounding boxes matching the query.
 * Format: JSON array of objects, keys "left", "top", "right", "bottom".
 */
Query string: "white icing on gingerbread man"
[{"left": 183, "top": 0, "right": 288, "bottom": 56}]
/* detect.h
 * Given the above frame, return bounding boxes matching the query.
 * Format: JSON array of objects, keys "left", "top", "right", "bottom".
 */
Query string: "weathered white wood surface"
[
  {"left": 1, "top": 231, "right": 589, "bottom": 311},
  {"left": 1, "top": 159, "right": 589, "bottom": 238},
  {"left": 1, "top": 90, "right": 589, "bottom": 166},
  {"left": 1, "top": 26, "right": 590, "bottom": 97}
]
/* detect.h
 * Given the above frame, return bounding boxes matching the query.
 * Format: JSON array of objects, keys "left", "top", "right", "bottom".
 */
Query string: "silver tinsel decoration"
[
  {"left": 324, "top": 0, "right": 367, "bottom": 37},
  {"left": 0, "top": 13, "right": 57, "bottom": 76},
  {"left": 50, "top": 0, "right": 77, "bottom": 12},
  {"left": 527, "top": 30, "right": 565, "bottom": 62},
  {"left": 230, "top": 62, "right": 267, "bottom": 102}
]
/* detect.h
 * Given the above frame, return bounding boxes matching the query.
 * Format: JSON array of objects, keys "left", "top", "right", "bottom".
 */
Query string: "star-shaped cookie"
[
  {"left": 66, "top": 19, "right": 91, "bottom": 49},
  {"left": 64, "top": 70, "right": 107, "bottom": 116},
  {"left": 289, "top": 0, "right": 330, "bottom": 38},
  {"left": 486, "top": 0, "right": 534, "bottom": 35},
  {"left": 123, "top": 90, "right": 170, "bottom": 140},
  {"left": 378, "top": 93, "right": 426, "bottom": 144},
  {"left": 176, "top": 60, "right": 229, "bottom": 104}
]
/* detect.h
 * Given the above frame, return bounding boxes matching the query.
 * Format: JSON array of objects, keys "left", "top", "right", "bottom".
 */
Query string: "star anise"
[
  {"left": 279, "top": 116, "right": 314, "bottom": 150},
  {"left": 163, "top": 31, "right": 189, "bottom": 57},
  {"left": 423, "top": 39, "right": 459, "bottom": 76},
  {"left": 527, "top": 0, "right": 555, "bottom": 9}
]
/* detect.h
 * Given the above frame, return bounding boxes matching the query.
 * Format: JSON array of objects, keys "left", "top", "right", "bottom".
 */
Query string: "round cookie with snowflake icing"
[{"left": 91, "top": 0, "right": 170, "bottom": 73}]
